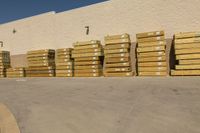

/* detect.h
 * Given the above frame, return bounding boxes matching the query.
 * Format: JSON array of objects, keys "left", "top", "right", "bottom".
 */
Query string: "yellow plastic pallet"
[
  {"left": 74, "top": 57, "right": 100, "bottom": 61},
  {"left": 178, "top": 59, "right": 200, "bottom": 65},
  {"left": 26, "top": 70, "right": 55, "bottom": 74},
  {"left": 105, "top": 33, "right": 130, "bottom": 40},
  {"left": 137, "top": 36, "right": 165, "bottom": 43},
  {"left": 104, "top": 67, "right": 131, "bottom": 72},
  {"left": 138, "top": 62, "right": 167, "bottom": 67},
  {"left": 6, "top": 71, "right": 24, "bottom": 74},
  {"left": 105, "top": 62, "right": 130, "bottom": 67},
  {"left": 56, "top": 48, "right": 72, "bottom": 52},
  {"left": 175, "top": 48, "right": 200, "bottom": 55},
  {"left": 104, "top": 53, "right": 130, "bottom": 58},
  {"left": 104, "top": 43, "right": 130, "bottom": 50},
  {"left": 28, "top": 63, "right": 55, "bottom": 67},
  {"left": 73, "top": 40, "right": 100, "bottom": 47},
  {"left": 7, "top": 74, "right": 25, "bottom": 78},
  {"left": 138, "top": 66, "right": 167, "bottom": 72},
  {"left": 137, "top": 41, "right": 166, "bottom": 48},
  {"left": 136, "top": 31, "right": 164, "bottom": 39},
  {"left": 25, "top": 66, "right": 54, "bottom": 70},
  {"left": 104, "top": 48, "right": 129, "bottom": 54},
  {"left": 75, "top": 69, "right": 102, "bottom": 73},
  {"left": 137, "top": 56, "right": 166, "bottom": 62},
  {"left": 73, "top": 44, "right": 101, "bottom": 50},
  {"left": 175, "top": 37, "right": 200, "bottom": 44},
  {"left": 72, "top": 52, "right": 103, "bottom": 58},
  {"left": 28, "top": 60, "right": 54, "bottom": 64},
  {"left": 27, "top": 49, "right": 55, "bottom": 55},
  {"left": 138, "top": 71, "right": 167, "bottom": 76},
  {"left": 137, "top": 46, "right": 165, "bottom": 53},
  {"left": 74, "top": 73, "right": 101, "bottom": 77},
  {"left": 176, "top": 53, "right": 200, "bottom": 60},
  {"left": 105, "top": 38, "right": 131, "bottom": 45},
  {"left": 56, "top": 62, "right": 73, "bottom": 67},
  {"left": 74, "top": 65, "right": 102, "bottom": 70},
  {"left": 27, "top": 57, "right": 53, "bottom": 61},
  {"left": 171, "top": 70, "right": 200, "bottom": 76},
  {"left": 26, "top": 74, "right": 54, "bottom": 77},
  {"left": 137, "top": 51, "right": 165, "bottom": 58},
  {"left": 56, "top": 73, "right": 73, "bottom": 77},
  {"left": 105, "top": 57, "right": 129, "bottom": 63},
  {"left": 56, "top": 65, "right": 73, "bottom": 69},
  {"left": 56, "top": 70, "right": 73, "bottom": 73},
  {"left": 74, "top": 61, "right": 101, "bottom": 66},
  {"left": 104, "top": 72, "right": 133, "bottom": 77},
  {"left": 56, "top": 59, "right": 72, "bottom": 63},
  {"left": 174, "top": 43, "right": 200, "bottom": 49},
  {"left": 27, "top": 53, "right": 54, "bottom": 58},
  {"left": 175, "top": 32, "right": 200, "bottom": 39},
  {"left": 72, "top": 48, "right": 102, "bottom": 54},
  {"left": 175, "top": 64, "right": 200, "bottom": 70},
  {"left": 56, "top": 53, "right": 71, "bottom": 56}
]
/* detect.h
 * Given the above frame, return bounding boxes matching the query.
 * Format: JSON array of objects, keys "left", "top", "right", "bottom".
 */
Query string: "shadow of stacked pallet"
[
  {"left": 136, "top": 31, "right": 168, "bottom": 76},
  {"left": 26, "top": 49, "right": 55, "bottom": 77},
  {"left": 0, "top": 51, "right": 11, "bottom": 78},
  {"left": 7, "top": 67, "right": 25, "bottom": 78},
  {"left": 72, "top": 40, "right": 103, "bottom": 77},
  {"left": 103, "top": 34, "right": 133, "bottom": 77},
  {"left": 171, "top": 32, "right": 200, "bottom": 76},
  {"left": 55, "top": 48, "right": 73, "bottom": 77}
]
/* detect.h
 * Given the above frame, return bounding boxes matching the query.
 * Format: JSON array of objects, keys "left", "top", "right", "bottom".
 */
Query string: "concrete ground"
[{"left": 0, "top": 77, "right": 200, "bottom": 133}]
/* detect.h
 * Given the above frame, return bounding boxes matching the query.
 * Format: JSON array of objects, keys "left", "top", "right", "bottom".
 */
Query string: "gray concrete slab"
[{"left": 0, "top": 77, "right": 200, "bottom": 133}]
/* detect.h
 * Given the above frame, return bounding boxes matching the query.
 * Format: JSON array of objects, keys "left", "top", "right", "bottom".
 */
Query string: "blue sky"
[{"left": 0, "top": 0, "right": 108, "bottom": 24}]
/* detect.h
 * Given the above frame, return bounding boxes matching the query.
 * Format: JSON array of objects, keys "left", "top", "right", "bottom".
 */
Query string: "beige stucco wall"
[{"left": 1, "top": 0, "right": 200, "bottom": 56}]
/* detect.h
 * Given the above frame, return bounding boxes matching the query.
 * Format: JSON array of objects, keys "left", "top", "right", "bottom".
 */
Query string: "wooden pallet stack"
[
  {"left": 26, "top": 49, "right": 55, "bottom": 77},
  {"left": 6, "top": 67, "right": 25, "bottom": 78},
  {"left": 171, "top": 32, "right": 200, "bottom": 76},
  {"left": 55, "top": 48, "right": 73, "bottom": 77},
  {"left": 136, "top": 31, "right": 168, "bottom": 76},
  {"left": 72, "top": 40, "right": 103, "bottom": 77},
  {"left": 104, "top": 33, "right": 133, "bottom": 77},
  {"left": 0, "top": 51, "right": 11, "bottom": 77}
]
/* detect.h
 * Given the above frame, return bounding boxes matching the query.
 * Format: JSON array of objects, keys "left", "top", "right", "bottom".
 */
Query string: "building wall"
[{"left": 0, "top": 0, "right": 200, "bottom": 65}]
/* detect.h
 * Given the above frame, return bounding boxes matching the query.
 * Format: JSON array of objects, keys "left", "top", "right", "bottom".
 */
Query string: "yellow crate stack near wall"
[
  {"left": 136, "top": 31, "right": 168, "bottom": 76},
  {"left": 55, "top": 48, "right": 73, "bottom": 77},
  {"left": 103, "top": 33, "right": 133, "bottom": 77},
  {"left": 0, "top": 51, "right": 11, "bottom": 78},
  {"left": 72, "top": 40, "right": 103, "bottom": 77},
  {"left": 171, "top": 32, "right": 200, "bottom": 76},
  {"left": 26, "top": 49, "right": 55, "bottom": 77},
  {"left": 6, "top": 67, "right": 25, "bottom": 78}
]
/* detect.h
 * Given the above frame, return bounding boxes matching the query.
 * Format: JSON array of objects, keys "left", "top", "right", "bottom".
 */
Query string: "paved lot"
[{"left": 0, "top": 77, "right": 200, "bottom": 133}]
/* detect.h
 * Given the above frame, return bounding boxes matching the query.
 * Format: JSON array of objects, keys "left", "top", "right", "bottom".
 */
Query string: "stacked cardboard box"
[
  {"left": 26, "top": 49, "right": 55, "bottom": 77},
  {"left": 0, "top": 51, "right": 11, "bottom": 77},
  {"left": 55, "top": 48, "right": 73, "bottom": 77},
  {"left": 104, "top": 33, "right": 133, "bottom": 77},
  {"left": 171, "top": 32, "right": 200, "bottom": 76},
  {"left": 136, "top": 31, "right": 167, "bottom": 76},
  {"left": 7, "top": 67, "right": 25, "bottom": 78},
  {"left": 72, "top": 40, "right": 103, "bottom": 77}
]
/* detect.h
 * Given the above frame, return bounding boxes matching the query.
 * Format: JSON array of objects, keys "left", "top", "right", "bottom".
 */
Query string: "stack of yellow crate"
[
  {"left": 26, "top": 49, "right": 55, "bottom": 77},
  {"left": 171, "top": 32, "right": 200, "bottom": 76},
  {"left": 0, "top": 51, "right": 11, "bottom": 77},
  {"left": 72, "top": 40, "right": 103, "bottom": 77},
  {"left": 6, "top": 67, "right": 25, "bottom": 78},
  {"left": 55, "top": 48, "right": 73, "bottom": 77},
  {"left": 136, "top": 31, "right": 167, "bottom": 76},
  {"left": 104, "top": 33, "right": 133, "bottom": 77}
]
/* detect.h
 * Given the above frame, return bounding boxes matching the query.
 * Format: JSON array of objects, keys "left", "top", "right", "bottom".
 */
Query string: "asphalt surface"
[{"left": 0, "top": 77, "right": 200, "bottom": 133}]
